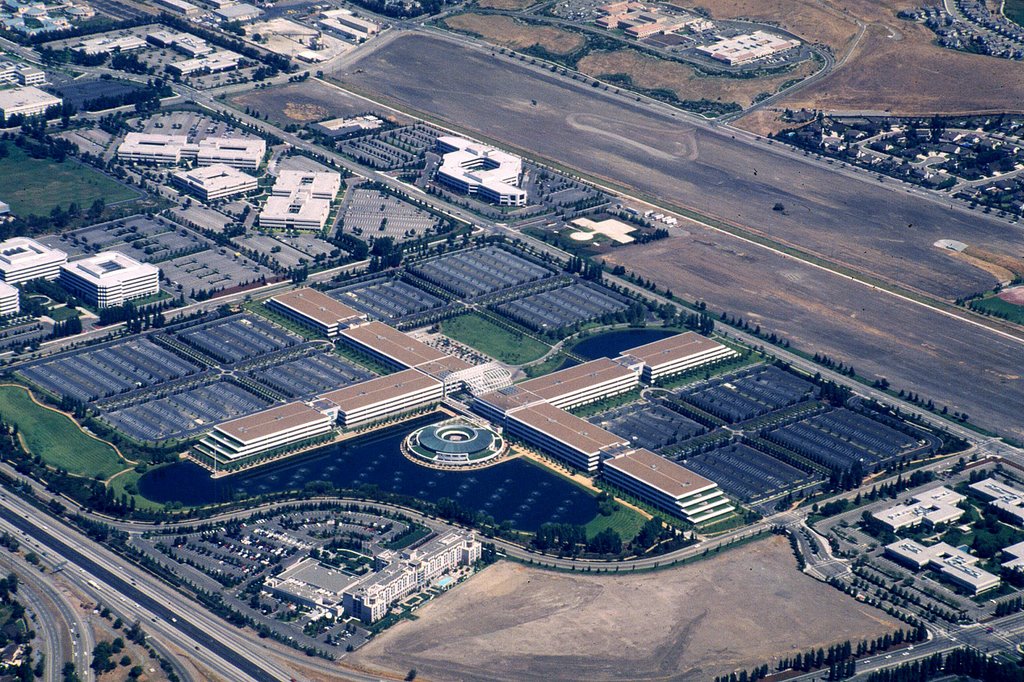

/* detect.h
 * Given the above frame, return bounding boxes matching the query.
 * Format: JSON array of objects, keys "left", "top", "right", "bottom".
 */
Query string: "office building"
[
  {"left": 146, "top": 30, "right": 212, "bottom": 56},
  {"left": 59, "top": 251, "right": 159, "bottom": 308},
  {"left": 697, "top": 31, "right": 800, "bottom": 65},
  {"left": 271, "top": 170, "right": 341, "bottom": 200},
  {"left": 339, "top": 321, "right": 448, "bottom": 370},
  {"left": 152, "top": 0, "right": 201, "bottom": 17},
  {"left": 319, "top": 9, "right": 379, "bottom": 41},
  {"left": 118, "top": 133, "right": 264, "bottom": 168},
  {"left": 168, "top": 51, "right": 243, "bottom": 78},
  {"left": 0, "top": 280, "right": 18, "bottom": 317},
  {"left": 619, "top": 332, "right": 738, "bottom": 383},
  {"left": 517, "top": 356, "right": 641, "bottom": 410},
  {"left": 969, "top": 477, "right": 1024, "bottom": 525},
  {"left": 436, "top": 136, "right": 527, "bottom": 206},
  {"left": 871, "top": 486, "right": 966, "bottom": 531},
  {"left": 885, "top": 539, "right": 1000, "bottom": 595},
  {"left": 318, "top": 369, "right": 443, "bottom": 428},
  {"left": 505, "top": 401, "right": 628, "bottom": 472},
  {"left": 75, "top": 34, "right": 148, "bottom": 55},
  {"left": 0, "top": 86, "right": 61, "bottom": 119},
  {"left": 14, "top": 66, "right": 44, "bottom": 85},
  {"left": 267, "top": 287, "right": 366, "bottom": 338},
  {"left": 259, "top": 170, "right": 340, "bottom": 231},
  {"left": 193, "top": 401, "right": 335, "bottom": 466},
  {"left": 0, "top": 237, "right": 67, "bottom": 284},
  {"left": 472, "top": 385, "right": 545, "bottom": 423},
  {"left": 172, "top": 163, "right": 257, "bottom": 201},
  {"left": 602, "top": 447, "right": 734, "bottom": 524}
]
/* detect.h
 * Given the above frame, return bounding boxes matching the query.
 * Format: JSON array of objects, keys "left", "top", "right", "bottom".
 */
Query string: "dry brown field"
[
  {"left": 444, "top": 14, "right": 585, "bottom": 55},
  {"left": 230, "top": 79, "right": 411, "bottom": 127},
  {"left": 349, "top": 537, "right": 901, "bottom": 682},
  {"left": 578, "top": 49, "right": 818, "bottom": 107},
  {"left": 476, "top": 0, "right": 539, "bottom": 9}
]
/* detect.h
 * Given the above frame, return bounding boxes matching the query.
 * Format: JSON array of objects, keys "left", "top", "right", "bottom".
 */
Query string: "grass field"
[
  {"left": 1007, "top": 0, "right": 1024, "bottom": 27},
  {"left": 46, "top": 305, "right": 80, "bottom": 322},
  {"left": 441, "top": 313, "right": 550, "bottom": 364},
  {"left": 584, "top": 503, "right": 646, "bottom": 542},
  {"left": 0, "top": 385, "right": 127, "bottom": 479},
  {"left": 444, "top": 14, "right": 585, "bottom": 55},
  {"left": 0, "top": 144, "right": 137, "bottom": 217},
  {"left": 577, "top": 49, "right": 818, "bottom": 108},
  {"left": 971, "top": 295, "right": 1024, "bottom": 324}
]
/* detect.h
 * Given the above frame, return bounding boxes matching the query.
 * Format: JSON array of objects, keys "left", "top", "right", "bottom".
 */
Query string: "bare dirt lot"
[
  {"left": 577, "top": 49, "right": 819, "bottom": 108},
  {"left": 231, "top": 79, "right": 410, "bottom": 128},
  {"left": 350, "top": 537, "right": 900, "bottom": 682},
  {"left": 444, "top": 13, "right": 585, "bottom": 55},
  {"left": 477, "top": 0, "right": 542, "bottom": 9},
  {"left": 690, "top": 0, "right": 1024, "bottom": 132}
]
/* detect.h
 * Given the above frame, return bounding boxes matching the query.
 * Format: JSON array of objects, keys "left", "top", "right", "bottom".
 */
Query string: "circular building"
[{"left": 405, "top": 418, "right": 505, "bottom": 467}]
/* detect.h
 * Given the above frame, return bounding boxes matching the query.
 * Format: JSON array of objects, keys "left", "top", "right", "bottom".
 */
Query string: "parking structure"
[
  {"left": 766, "top": 408, "right": 924, "bottom": 473},
  {"left": 174, "top": 315, "right": 302, "bottom": 365},
  {"left": 338, "top": 188, "right": 440, "bottom": 243},
  {"left": 681, "top": 442, "right": 812, "bottom": 503},
  {"left": 246, "top": 351, "right": 375, "bottom": 398},
  {"left": 409, "top": 246, "right": 555, "bottom": 299},
  {"left": 589, "top": 401, "right": 704, "bottom": 451},
  {"left": 677, "top": 365, "right": 816, "bottom": 423},
  {"left": 340, "top": 124, "right": 444, "bottom": 170},
  {"left": 17, "top": 337, "right": 205, "bottom": 402},
  {"left": 495, "top": 281, "right": 631, "bottom": 332},
  {"left": 102, "top": 380, "right": 270, "bottom": 442},
  {"left": 327, "top": 277, "right": 447, "bottom": 322}
]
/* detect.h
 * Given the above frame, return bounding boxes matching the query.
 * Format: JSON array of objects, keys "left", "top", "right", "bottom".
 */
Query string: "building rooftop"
[
  {"left": 260, "top": 193, "right": 331, "bottom": 226},
  {"left": 508, "top": 402, "right": 627, "bottom": 454},
  {"left": 340, "top": 321, "right": 448, "bottom": 368},
  {"left": 0, "top": 237, "right": 65, "bottom": 268},
  {"left": 436, "top": 135, "right": 524, "bottom": 199},
  {"left": 475, "top": 384, "right": 545, "bottom": 414},
  {"left": 620, "top": 332, "right": 727, "bottom": 367},
  {"left": 319, "top": 369, "right": 441, "bottom": 412},
  {"left": 216, "top": 401, "right": 329, "bottom": 444},
  {"left": 604, "top": 448, "right": 715, "bottom": 498},
  {"left": 61, "top": 251, "right": 157, "bottom": 285},
  {"left": 518, "top": 357, "right": 638, "bottom": 402},
  {"left": 270, "top": 287, "right": 365, "bottom": 327},
  {"left": 272, "top": 170, "right": 341, "bottom": 198},
  {"left": 173, "top": 163, "right": 255, "bottom": 190},
  {"left": 0, "top": 86, "right": 60, "bottom": 113},
  {"left": 416, "top": 355, "right": 475, "bottom": 380}
]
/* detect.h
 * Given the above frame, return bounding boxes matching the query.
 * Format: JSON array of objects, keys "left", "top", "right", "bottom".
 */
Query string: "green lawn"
[
  {"left": 46, "top": 305, "right": 80, "bottom": 322},
  {"left": 971, "top": 294, "right": 1024, "bottom": 324},
  {"left": 0, "top": 385, "right": 128, "bottom": 479},
  {"left": 0, "top": 144, "right": 137, "bottom": 217},
  {"left": 584, "top": 503, "right": 647, "bottom": 542},
  {"left": 441, "top": 313, "right": 550, "bottom": 365}
]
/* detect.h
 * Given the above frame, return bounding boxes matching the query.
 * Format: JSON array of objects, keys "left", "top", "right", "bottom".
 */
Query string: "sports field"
[
  {"left": 441, "top": 313, "right": 550, "bottom": 364},
  {"left": 0, "top": 144, "right": 137, "bottom": 217},
  {"left": 0, "top": 385, "right": 128, "bottom": 479}
]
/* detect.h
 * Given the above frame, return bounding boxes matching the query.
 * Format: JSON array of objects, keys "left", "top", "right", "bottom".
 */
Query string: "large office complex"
[
  {"left": 339, "top": 321, "right": 448, "bottom": 369},
  {"left": 620, "top": 332, "right": 737, "bottom": 383},
  {"left": 117, "top": 133, "right": 190, "bottom": 164},
  {"left": 0, "top": 280, "right": 19, "bottom": 317},
  {"left": 885, "top": 539, "right": 1000, "bottom": 595},
  {"left": 195, "top": 136, "right": 265, "bottom": 169},
  {"left": 117, "top": 134, "right": 265, "bottom": 168},
  {"left": 271, "top": 170, "right": 341, "bottom": 200},
  {"left": 602, "top": 448, "right": 734, "bottom": 524},
  {"left": 517, "top": 357, "right": 641, "bottom": 410},
  {"left": 267, "top": 287, "right": 366, "bottom": 338},
  {"left": 193, "top": 401, "right": 335, "bottom": 467},
  {"left": 0, "top": 237, "right": 67, "bottom": 284},
  {"left": 505, "top": 401, "right": 629, "bottom": 472},
  {"left": 871, "top": 486, "right": 966, "bottom": 531},
  {"left": 436, "top": 136, "right": 527, "bottom": 207},
  {"left": 59, "top": 251, "right": 159, "bottom": 308},
  {"left": 969, "top": 477, "right": 1024, "bottom": 525},
  {"left": 0, "top": 86, "right": 61, "bottom": 119},
  {"left": 168, "top": 51, "right": 243, "bottom": 78},
  {"left": 172, "top": 164, "right": 257, "bottom": 201},
  {"left": 75, "top": 34, "right": 147, "bottom": 54},
  {"left": 259, "top": 170, "right": 341, "bottom": 231},
  {"left": 318, "top": 369, "right": 443, "bottom": 428},
  {"left": 697, "top": 31, "right": 801, "bottom": 65}
]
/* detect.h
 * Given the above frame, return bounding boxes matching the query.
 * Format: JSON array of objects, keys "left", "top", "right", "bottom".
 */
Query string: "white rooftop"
[
  {"left": 174, "top": 163, "right": 255, "bottom": 188},
  {"left": 0, "top": 86, "right": 60, "bottom": 111},
  {"left": 272, "top": 170, "right": 341, "bottom": 198},
  {"left": 0, "top": 237, "right": 66, "bottom": 268},
  {"left": 437, "top": 135, "right": 525, "bottom": 200},
  {"left": 62, "top": 251, "right": 158, "bottom": 285}
]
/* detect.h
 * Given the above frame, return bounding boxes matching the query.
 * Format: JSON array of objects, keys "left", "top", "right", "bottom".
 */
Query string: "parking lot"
[
  {"left": 495, "top": 281, "right": 630, "bottom": 332},
  {"left": 102, "top": 380, "right": 271, "bottom": 441},
  {"left": 409, "top": 246, "right": 555, "bottom": 299},
  {"left": 247, "top": 351, "right": 374, "bottom": 398},
  {"left": 328, "top": 277, "right": 447, "bottom": 321},
  {"left": 590, "top": 401, "right": 704, "bottom": 451},
  {"left": 17, "top": 337, "right": 205, "bottom": 402},
  {"left": 681, "top": 442, "right": 814, "bottom": 503},
  {"left": 679, "top": 365, "right": 816, "bottom": 424},
  {"left": 160, "top": 249, "right": 275, "bottom": 300},
  {"left": 339, "top": 187, "right": 440, "bottom": 243},
  {"left": 340, "top": 124, "right": 444, "bottom": 170},
  {"left": 175, "top": 315, "right": 302, "bottom": 365}
]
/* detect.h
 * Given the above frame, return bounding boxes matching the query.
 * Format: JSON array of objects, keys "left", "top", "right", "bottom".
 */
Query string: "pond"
[
  {"left": 138, "top": 413, "right": 600, "bottom": 532},
  {"left": 570, "top": 327, "right": 677, "bottom": 361}
]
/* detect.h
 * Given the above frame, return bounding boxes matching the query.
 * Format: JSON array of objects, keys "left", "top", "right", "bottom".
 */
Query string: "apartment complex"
[
  {"left": 59, "top": 251, "right": 159, "bottom": 308},
  {"left": 0, "top": 237, "right": 67, "bottom": 284}
]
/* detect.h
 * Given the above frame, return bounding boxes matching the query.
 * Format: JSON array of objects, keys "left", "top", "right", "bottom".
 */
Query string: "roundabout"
[{"left": 403, "top": 418, "right": 507, "bottom": 469}]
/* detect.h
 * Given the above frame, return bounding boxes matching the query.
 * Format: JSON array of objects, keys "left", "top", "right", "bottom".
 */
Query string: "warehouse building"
[
  {"left": 436, "top": 136, "right": 527, "bottom": 207},
  {"left": 602, "top": 448, "right": 733, "bottom": 524},
  {"left": 517, "top": 357, "right": 641, "bottom": 410},
  {"left": 318, "top": 369, "right": 443, "bottom": 428},
  {"left": 152, "top": 0, "right": 201, "bottom": 17},
  {"left": 172, "top": 163, "right": 257, "bottom": 201},
  {"left": 0, "top": 237, "right": 67, "bottom": 284},
  {"left": 871, "top": 486, "right": 965, "bottom": 532},
  {"left": 319, "top": 10, "right": 380, "bottom": 42},
  {"left": 0, "top": 280, "right": 19, "bottom": 317},
  {"left": 339, "top": 321, "right": 448, "bottom": 370},
  {"left": 59, "top": 251, "right": 159, "bottom": 308},
  {"left": 214, "top": 2, "right": 262, "bottom": 22},
  {"left": 505, "top": 401, "right": 628, "bottom": 472},
  {"left": 620, "top": 332, "right": 738, "bottom": 383},
  {"left": 0, "top": 86, "right": 61, "bottom": 120},
  {"left": 885, "top": 539, "right": 1000, "bottom": 596},
  {"left": 267, "top": 287, "right": 366, "bottom": 338},
  {"left": 193, "top": 401, "right": 335, "bottom": 467}
]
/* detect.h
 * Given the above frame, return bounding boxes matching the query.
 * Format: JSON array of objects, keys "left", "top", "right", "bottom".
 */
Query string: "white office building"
[
  {"left": 435, "top": 136, "right": 527, "bottom": 206},
  {"left": 195, "top": 136, "right": 264, "bottom": 169},
  {"left": 318, "top": 369, "right": 443, "bottom": 429},
  {"left": 259, "top": 170, "right": 340, "bottom": 231},
  {"left": 271, "top": 170, "right": 341, "bottom": 200},
  {"left": 117, "top": 133, "right": 190, "bottom": 164},
  {"left": 117, "top": 134, "right": 265, "bottom": 169},
  {"left": 193, "top": 401, "right": 335, "bottom": 466},
  {"left": 172, "top": 164, "right": 257, "bottom": 201},
  {"left": 871, "top": 486, "right": 966, "bottom": 532},
  {"left": 0, "top": 86, "right": 61, "bottom": 119},
  {"left": 0, "top": 238, "right": 67, "bottom": 284},
  {"left": 59, "top": 251, "right": 159, "bottom": 308},
  {"left": 0, "top": 280, "right": 19, "bottom": 317}
]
